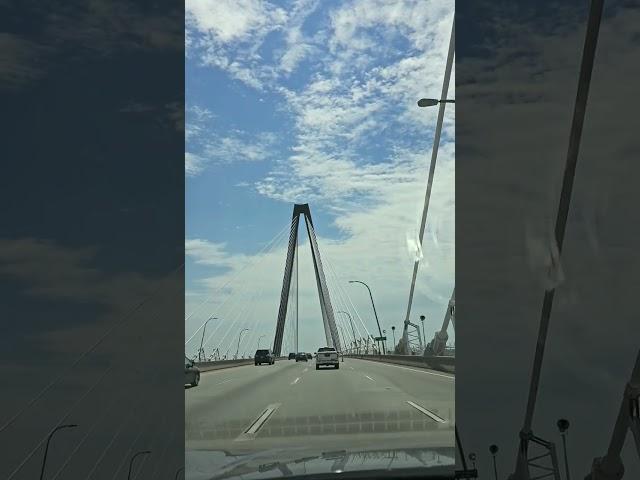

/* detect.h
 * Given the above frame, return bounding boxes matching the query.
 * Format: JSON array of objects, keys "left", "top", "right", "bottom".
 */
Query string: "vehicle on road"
[
  {"left": 255, "top": 349, "right": 275, "bottom": 365},
  {"left": 185, "top": 356, "right": 200, "bottom": 387},
  {"left": 295, "top": 352, "right": 307, "bottom": 362},
  {"left": 316, "top": 346, "right": 339, "bottom": 369},
  {"left": 288, "top": 352, "right": 296, "bottom": 360},
  {"left": 306, "top": 353, "right": 312, "bottom": 359}
]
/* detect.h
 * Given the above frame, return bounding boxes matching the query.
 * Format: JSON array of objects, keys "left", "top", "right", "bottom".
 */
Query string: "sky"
[{"left": 185, "top": 0, "right": 455, "bottom": 358}]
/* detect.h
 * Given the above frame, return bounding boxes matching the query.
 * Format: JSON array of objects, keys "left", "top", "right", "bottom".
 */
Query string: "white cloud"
[
  {"left": 186, "top": 0, "right": 288, "bottom": 89},
  {"left": 185, "top": 152, "right": 206, "bottom": 177},
  {"left": 186, "top": 239, "right": 246, "bottom": 268},
  {"left": 203, "top": 130, "right": 277, "bottom": 164},
  {"left": 185, "top": 0, "right": 287, "bottom": 43}
]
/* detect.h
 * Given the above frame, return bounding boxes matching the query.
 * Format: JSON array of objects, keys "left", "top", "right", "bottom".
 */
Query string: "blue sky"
[{"left": 185, "top": 0, "right": 455, "bottom": 358}]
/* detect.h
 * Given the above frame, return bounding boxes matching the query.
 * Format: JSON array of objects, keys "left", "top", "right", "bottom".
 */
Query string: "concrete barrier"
[
  {"left": 345, "top": 354, "right": 455, "bottom": 374},
  {"left": 194, "top": 357, "right": 288, "bottom": 372}
]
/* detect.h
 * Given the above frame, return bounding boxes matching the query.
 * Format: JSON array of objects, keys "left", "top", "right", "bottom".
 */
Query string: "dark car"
[
  {"left": 288, "top": 352, "right": 296, "bottom": 360},
  {"left": 295, "top": 352, "right": 308, "bottom": 362},
  {"left": 255, "top": 349, "right": 275, "bottom": 365},
  {"left": 185, "top": 356, "right": 200, "bottom": 387},
  {"left": 306, "top": 353, "right": 312, "bottom": 359}
]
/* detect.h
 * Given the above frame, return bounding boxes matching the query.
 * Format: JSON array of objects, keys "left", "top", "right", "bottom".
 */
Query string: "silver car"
[{"left": 185, "top": 356, "right": 200, "bottom": 387}]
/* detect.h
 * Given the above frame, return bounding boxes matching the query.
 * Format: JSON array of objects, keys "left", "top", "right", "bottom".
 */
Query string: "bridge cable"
[
  {"left": 6, "top": 363, "right": 116, "bottom": 479},
  {"left": 185, "top": 218, "right": 293, "bottom": 346},
  {"left": 195, "top": 224, "right": 291, "bottom": 356},
  {"left": 83, "top": 364, "right": 170, "bottom": 480},
  {"left": 0, "top": 263, "right": 184, "bottom": 435},
  {"left": 47, "top": 371, "right": 135, "bottom": 480},
  {"left": 321, "top": 248, "right": 372, "bottom": 339},
  {"left": 185, "top": 218, "right": 294, "bottom": 329}
]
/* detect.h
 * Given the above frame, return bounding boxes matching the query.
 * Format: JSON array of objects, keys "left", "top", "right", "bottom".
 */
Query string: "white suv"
[{"left": 316, "top": 346, "right": 339, "bottom": 370}]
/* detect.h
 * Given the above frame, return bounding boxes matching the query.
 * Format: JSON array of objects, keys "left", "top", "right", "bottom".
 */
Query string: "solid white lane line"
[
  {"left": 350, "top": 367, "right": 354, "bottom": 370},
  {"left": 235, "top": 403, "right": 281, "bottom": 441},
  {"left": 365, "top": 375, "right": 374, "bottom": 381},
  {"left": 406, "top": 401, "right": 446, "bottom": 423},
  {"left": 291, "top": 377, "right": 300, "bottom": 385},
  {"left": 359, "top": 361, "right": 455, "bottom": 380}
]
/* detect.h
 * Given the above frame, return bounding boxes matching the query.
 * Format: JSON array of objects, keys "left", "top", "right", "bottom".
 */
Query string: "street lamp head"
[
  {"left": 417, "top": 98, "right": 439, "bottom": 107},
  {"left": 489, "top": 444, "right": 499, "bottom": 455},
  {"left": 420, "top": 315, "right": 425, "bottom": 321},
  {"left": 55, "top": 424, "right": 78, "bottom": 431},
  {"left": 557, "top": 418, "right": 570, "bottom": 432},
  {"left": 391, "top": 326, "right": 395, "bottom": 330}
]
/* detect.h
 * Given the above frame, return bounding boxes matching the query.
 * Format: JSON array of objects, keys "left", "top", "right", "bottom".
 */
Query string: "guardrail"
[
  {"left": 344, "top": 354, "right": 455, "bottom": 374},
  {"left": 194, "top": 357, "right": 288, "bottom": 372}
]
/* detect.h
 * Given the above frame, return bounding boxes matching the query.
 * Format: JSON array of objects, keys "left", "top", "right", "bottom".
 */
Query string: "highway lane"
[{"left": 185, "top": 357, "right": 454, "bottom": 455}]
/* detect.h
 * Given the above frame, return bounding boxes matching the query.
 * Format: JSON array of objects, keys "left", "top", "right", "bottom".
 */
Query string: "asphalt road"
[{"left": 185, "top": 357, "right": 454, "bottom": 455}]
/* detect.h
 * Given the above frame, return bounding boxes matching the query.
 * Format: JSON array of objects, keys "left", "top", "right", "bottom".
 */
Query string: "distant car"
[
  {"left": 306, "top": 353, "right": 312, "bottom": 359},
  {"left": 316, "top": 346, "right": 339, "bottom": 370},
  {"left": 255, "top": 349, "right": 275, "bottom": 365},
  {"left": 295, "top": 352, "right": 307, "bottom": 362},
  {"left": 185, "top": 356, "right": 200, "bottom": 387},
  {"left": 288, "top": 352, "right": 296, "bottom": 360}
]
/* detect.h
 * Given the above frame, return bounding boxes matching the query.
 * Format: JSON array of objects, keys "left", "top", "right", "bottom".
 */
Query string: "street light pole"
[
  {"left": 349, "top": 280, "right": 386, "bottom": 354},
  {"left": 40, "top": 424, "right": 78, "bottom": 480},
  {"left": 235, "top": 328, "right": 249, "bottom": 359},
  {"left": 198, "top": 316, "right": 216, "bottom": 363},
  {"left": 402, "top": 18, "right": 454, "bottom": 355},
  {"left": 337, "top": 325, "right": 347, "bottom": 361},
  {"left": 127, "top": 450, "right": 151, "bottom": 480},
  {"left": 257, "top": 334, "right": 266, "bottom": 350},
  {"left": 420, "top": 315, "right": 427, "bottom": 347},
  {"left": 391, "top": 326, "right": 396, "bottom": 352},
  {"left": 337, "top": 311, "right": 357, "bottom": 351}
]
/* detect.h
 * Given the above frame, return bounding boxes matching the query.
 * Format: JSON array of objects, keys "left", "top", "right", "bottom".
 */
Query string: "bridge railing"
[
  {"left": 343, "top": 353, "right": 455, "bottom": 374},
  {"left": 194, "top": 357, "right": 288, "bottom": 372}
]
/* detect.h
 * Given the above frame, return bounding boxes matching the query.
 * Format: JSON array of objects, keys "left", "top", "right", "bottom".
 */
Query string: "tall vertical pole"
[
  {"left": 295, "top": 232, "right": 299, "bottom": 353},
  {"left": 513, "top": 1, "right": 603, "bottom": 477},
  {"left": 402, "top": 16, "right": 455, "bottom": 352}
]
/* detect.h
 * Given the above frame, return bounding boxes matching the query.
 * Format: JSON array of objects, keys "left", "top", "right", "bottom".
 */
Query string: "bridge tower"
[{"left": 272, "top": 204, "right": 341, "bottom": 356}]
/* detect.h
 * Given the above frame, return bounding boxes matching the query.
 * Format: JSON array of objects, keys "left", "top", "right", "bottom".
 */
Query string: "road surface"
[{"left": 186, "top": 357, "right": 454, "bottom": 455}]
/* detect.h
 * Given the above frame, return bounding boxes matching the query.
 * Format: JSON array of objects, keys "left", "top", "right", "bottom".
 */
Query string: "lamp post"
[
  {"left": 349, "top": 280, "right": 385, "bottom": 354},
  {"left": 198, "top": 316, "right": 217, "bottom": 363},
  {"left": 417, "top": 98, "right": 455, "bottom": 107},
  {"left": 557, "top": 419, "right": 571, "bottom": 480},
  {"left": 128, "top": 450, "right": 151, "bottom": 480},
  {"left": 337, "top": 325, "right": 347, "bottom": 361},
  {"left": 391, "top": 326, "right": 396, "bottom": 352},
  {"left": 489, "top": 444, "right": 499, "bottom": 480},
  {"left": 235, "top": 328, "right": 249, "bottom": 359},
  {"left": 257, "top": 334, "right": 266, "bottom": 350},
  {"left": 337, "top": 311, "right": 357, "bottom": 352},
  {"left": 40, "top": 424, "right": 78, "bottom": 480},
  {"left": 420, "top": 315, "right": 426, "bottom": 347}
]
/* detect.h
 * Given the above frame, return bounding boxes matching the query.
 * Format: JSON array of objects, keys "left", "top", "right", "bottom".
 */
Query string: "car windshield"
[{"left": 184, "top": 1, "right": 455, "bottom": 477}]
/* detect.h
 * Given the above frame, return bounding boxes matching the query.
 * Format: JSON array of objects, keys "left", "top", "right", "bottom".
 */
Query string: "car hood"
[{"left": 185, "top": 445, "right": 455, "bottom": 480}]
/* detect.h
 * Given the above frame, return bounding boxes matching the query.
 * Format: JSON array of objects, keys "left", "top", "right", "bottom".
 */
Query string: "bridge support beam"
[{"left": 272, "top": 204, "right": 341, "bottom": 356}]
